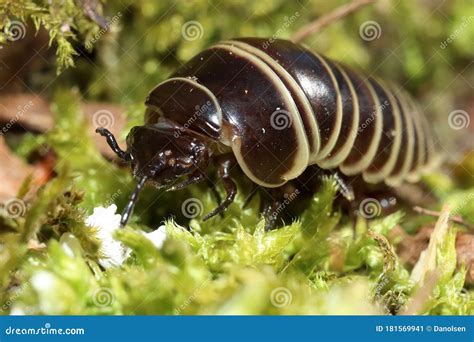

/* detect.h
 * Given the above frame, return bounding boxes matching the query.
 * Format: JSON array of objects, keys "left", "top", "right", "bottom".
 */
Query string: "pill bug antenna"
[
  {"left": 96, "top": 127, "right": 132, "bottom": 162},
  {"left": 120, "top": 175, "right": 148, "bottom": 226}
]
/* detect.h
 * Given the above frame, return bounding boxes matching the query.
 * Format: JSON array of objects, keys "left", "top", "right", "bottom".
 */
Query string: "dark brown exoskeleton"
[{"left": 97, "top": 38, "right": 440, "bottom": 227}]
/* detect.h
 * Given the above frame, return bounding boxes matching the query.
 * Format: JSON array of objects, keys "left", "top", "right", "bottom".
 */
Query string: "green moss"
[{"left": 0, "top": 0, "right": 102, "bottom": 73}]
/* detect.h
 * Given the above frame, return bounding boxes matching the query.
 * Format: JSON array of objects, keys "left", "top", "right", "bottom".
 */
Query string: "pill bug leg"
[
  {"left": 333, "top": 172, "right": 355, "bottom": 202},
  {"left": 207, "top": 179, "right": 223, "bottom": 215},
  {"left": 166, "top": 171, "right": 205, "bottom": 192},
  {"left": 257, "top": 167, "right": 356, "bottom": 231},
  {"left": 203, "top": 154, "right": 237, "bottom": 221},
  {"left": 343, "top": 178, "right": 399, "bottom": 221},
  {"left": 260, "top": 183, "right": 304, "bottom": 231},
  {"left": 261, "top": 188, "right": 286, "bottom": 231},
  {"left": 242, "top": 183, "right": 260, "bottom": 209},
  {"left": 262, "top": 197, "right": 280, "bottom": 231}
]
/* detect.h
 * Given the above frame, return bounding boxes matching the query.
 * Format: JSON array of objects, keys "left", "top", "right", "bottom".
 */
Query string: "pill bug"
[{"left": 97, "top": 37, "right": 440, "bottom": 227}]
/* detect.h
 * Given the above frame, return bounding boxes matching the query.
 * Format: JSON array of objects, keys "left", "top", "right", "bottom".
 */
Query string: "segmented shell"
[{"left": 146, "top": 38, "right": 440, "bottom": 187}]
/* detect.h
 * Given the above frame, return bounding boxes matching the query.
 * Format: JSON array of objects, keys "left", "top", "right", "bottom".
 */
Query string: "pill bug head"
[
  {"left": 96, "top": 119, "right": 211, "bottom": 226},
  {"left": 126, "top": 120, "right": 210, "bottom": 185}
]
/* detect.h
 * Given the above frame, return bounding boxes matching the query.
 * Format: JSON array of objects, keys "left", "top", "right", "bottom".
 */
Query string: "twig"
[
  {"left": 413, "top": 206, "right": 474, "bottom": 230},
  {"left": 291, "top": 0, "right": 376, "bottom": 43}
]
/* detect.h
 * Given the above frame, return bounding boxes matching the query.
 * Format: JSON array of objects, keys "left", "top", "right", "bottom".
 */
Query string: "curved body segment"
[{"left": 145, "top": 38, "right": 440, "bottom": 188}]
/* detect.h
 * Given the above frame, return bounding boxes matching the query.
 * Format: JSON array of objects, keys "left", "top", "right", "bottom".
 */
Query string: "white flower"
[
  {"left": 84, "top": 205, "right": 167, "bottom": 268},
  {"left": 9, "top": 306, "right": 26, "bottom": 315},
  {"left": 85, "top": 204, "right": 121, "bottom": 232},
  {"left": 143, "top": 225, "right": 167, "bottom": 249},
  {"left": 85, "top": 205, "right": 130, "bottom": 268}
]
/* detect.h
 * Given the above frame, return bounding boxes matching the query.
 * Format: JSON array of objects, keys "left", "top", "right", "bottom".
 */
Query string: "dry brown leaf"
[
  {"left": 0, "top": 94, "right": 126, "bottom": 159},
  {"left": 0, "top": 136, "right": 34, "bottom": 202},
  {"left": 455, "top": 233, "right": 474, "bottom": 284},
  {"left": 0, "top": 94, "right": 53, "bottom": 132},
  {"left": 396, "top": 222, "right": 474, "bottom": 285}
]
